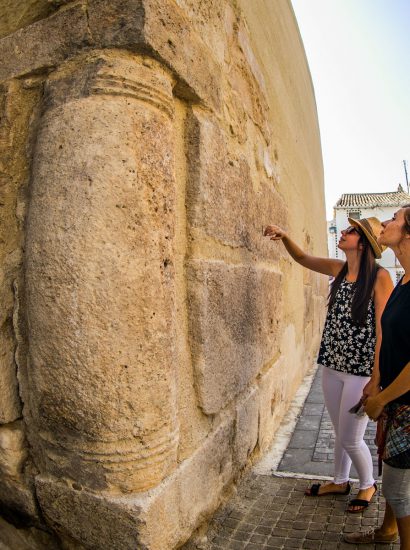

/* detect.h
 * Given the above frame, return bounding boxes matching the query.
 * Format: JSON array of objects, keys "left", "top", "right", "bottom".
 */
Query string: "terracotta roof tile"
[{"left": 335, "top": 187, "right": 410, "bottom": 208}]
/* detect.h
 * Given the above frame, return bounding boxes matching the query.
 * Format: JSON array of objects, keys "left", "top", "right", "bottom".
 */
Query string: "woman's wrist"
[{"left": 377, "top": 391, "right": 390, "bottom": 407}]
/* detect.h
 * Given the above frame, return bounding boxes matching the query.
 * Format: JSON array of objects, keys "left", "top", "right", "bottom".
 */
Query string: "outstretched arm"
[{"left": 264, "top": 225, "right": 344, "bottom": 277}]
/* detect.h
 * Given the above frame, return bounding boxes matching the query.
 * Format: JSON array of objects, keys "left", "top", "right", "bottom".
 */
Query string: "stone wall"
[{"left": 0, "top": 1, "right": 328, "bottom": 548}]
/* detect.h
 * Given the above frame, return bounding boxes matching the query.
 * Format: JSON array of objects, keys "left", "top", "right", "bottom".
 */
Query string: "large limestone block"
[
  {"left": 187, "top": 260, "right": 282, "bottom": 414},
  {"left": 35, "top": 419, "right": 235, "bottom": 550},
  {"left": 0, "top": 0, "right": 221, "bottom": 114},
  {"left": 86, "top": 0, "right": 143, "bottom": 46},
  {"left": 87, "top": 0, "right": 221, "bottom": 109},
  {"left": 143, "top": 420, "right": 234, "bottom": 549},
  {"left": 24, "top": 51, "right": 178, "bottom": 493},
  {"left": 0, "top": 2, "right": 90, "bottom": 82},
  {"left": 186, "top": 109, "right": 286, "bottom": 258},
  {"left": 0, "top": 0, "right": 57, "bottom": 39}
]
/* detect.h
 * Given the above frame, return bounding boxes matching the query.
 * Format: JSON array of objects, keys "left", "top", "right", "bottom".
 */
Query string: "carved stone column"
[{"left": 25, "top": 51, "right": 178, "bottom": 493}]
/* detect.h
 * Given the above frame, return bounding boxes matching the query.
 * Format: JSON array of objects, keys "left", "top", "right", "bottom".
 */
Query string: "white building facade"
[
  {"left": 328, "top": 185, "right": 410, "bottom": 283},
  {"left": 327, "top": 219, "right": 338, "bottom": 260}
]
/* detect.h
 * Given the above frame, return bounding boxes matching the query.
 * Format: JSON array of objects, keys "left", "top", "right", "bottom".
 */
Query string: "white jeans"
[{"left": 322, "top": 366, "right": 375, "bottom": 489}]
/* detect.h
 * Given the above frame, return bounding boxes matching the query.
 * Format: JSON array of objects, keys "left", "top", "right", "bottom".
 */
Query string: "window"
[{"left": 347, "top": 210, "right": 361, "bottom": 220}]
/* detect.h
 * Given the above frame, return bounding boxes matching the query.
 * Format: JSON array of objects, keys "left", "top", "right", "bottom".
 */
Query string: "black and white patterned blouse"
[{"left": 317, "top": 279, "right": 376, "bottom": 376}]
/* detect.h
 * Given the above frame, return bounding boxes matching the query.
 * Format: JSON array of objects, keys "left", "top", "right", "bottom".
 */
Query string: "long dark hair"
[{"left": 328, "top": 228, "right": 379, "bottom": 325}]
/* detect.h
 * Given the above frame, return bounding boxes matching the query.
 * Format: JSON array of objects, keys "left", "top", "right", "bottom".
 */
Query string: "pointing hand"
[{"left": 263, "top": 225, "right": 287, "bottom": 240}]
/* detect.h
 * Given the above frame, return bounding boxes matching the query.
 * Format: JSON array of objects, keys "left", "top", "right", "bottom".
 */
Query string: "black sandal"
[
  {"left": 347, "top": 482, "right": 377, "bottom": 513},
  {"left": 305, "top": 481, "right": 351, "bottom": 497}
]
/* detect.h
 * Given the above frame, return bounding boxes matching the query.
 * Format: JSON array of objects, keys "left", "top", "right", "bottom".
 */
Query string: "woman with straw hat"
[{"left": 264, "top": 216, "right": 393, "bottom": 512}]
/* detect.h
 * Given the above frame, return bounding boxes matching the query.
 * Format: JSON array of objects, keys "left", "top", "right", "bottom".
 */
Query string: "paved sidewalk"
[{"left": 190, "top": 368, "right": 399, "bottom": 550}]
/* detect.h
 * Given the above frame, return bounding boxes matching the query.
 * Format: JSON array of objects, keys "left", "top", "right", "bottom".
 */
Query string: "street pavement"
[{"left": 188, "top": 368, "right": 400, "bottom": 550}]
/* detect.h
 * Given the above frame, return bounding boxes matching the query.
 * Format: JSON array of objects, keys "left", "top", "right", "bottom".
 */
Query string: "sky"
[{"left": 291, "top": 0, "right": 410, "bottom": 220}]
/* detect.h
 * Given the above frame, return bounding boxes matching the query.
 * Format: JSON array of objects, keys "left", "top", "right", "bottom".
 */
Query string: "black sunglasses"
[{"left": 344, "top": 226, "right": 360, "bottom": 235}]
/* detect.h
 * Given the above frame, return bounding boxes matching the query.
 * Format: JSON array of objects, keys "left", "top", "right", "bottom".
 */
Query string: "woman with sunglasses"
[
  {"left": 344, "top": 205, "right": 410, "bottom": 547},
  {"left": 264, "top": 218, "right": 393, "bottom": 512}
]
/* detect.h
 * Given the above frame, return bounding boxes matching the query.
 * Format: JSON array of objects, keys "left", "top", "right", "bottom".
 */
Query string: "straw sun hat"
[{"left": 347, "top": 216, "right": 386, "bottom": 259}]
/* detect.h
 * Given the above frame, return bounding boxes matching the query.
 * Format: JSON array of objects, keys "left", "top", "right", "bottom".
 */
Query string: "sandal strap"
[
  {"left": 343, "top": 481, "right": 351, "bottom": 495},
  {"left": 309, "top": 483, "right": 321, "bottom": 496},
  {"left": 348, "top": 499, "right": 370, "bottom": 507}
]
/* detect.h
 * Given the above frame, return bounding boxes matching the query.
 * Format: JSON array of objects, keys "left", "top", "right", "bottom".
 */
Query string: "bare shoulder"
[
  {"left": 375, "top": 268, "right": 394, "bottom": 291},
  {"left": 376, "top": 267, "right": 392, "bottom": 282},
  {"left": 332, "top": 259, "right": 346, "bottom": 277}
]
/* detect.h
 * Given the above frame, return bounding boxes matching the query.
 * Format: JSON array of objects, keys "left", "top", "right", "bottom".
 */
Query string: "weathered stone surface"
[
  {"left": 0, "top": 0, "right": 327, "bottom": 548},
  {"left": 234, "top": 387, "right": 259, "bottom": 469},
  {"left": 0, "top": 2, "right": 90, "bottom": 82},
  {"left": 187, "top": 261, "right": 282, "bottom": 414},
  {"left": 0, "top": 476, "right": 40, "bottom": 527},
  {"left": 0, "top": 80, "right": 42, "bottom": 424},
  {"left": 142, "top": 0, "right": 221, "bottom": 108},
  {"left": 35, "top": 419, "right": 234, "bottom": 550},
  {"left": 86, "top": 0, "right": 144, "bottom": 49},
  {"left": 0, "top": 0, "right": 221, "bottom": 112},
  {"left": 25, "top": 51, "right": 178, "bottom": 493},
  {"left": 35, "top": 479, "right": 145, "bottom": 549},
  {"left": 144, "top": 421, "right": 234, "bottom": 550},
  {"left": 0, "top": 82, "right": 21, "bottom": 424},
  {"left": 0, "top": 0, "right": 58, "bottom": 40},
  {"left": 0, "top": 516, "right": 60, "bottom": 550},
  {"left": 257, "top": 361, "right": 281, "bottom": 453},
  {"left": 87, "top": 0, "right": 221, "bottom": 108},
  {"left": 0, "top": 423, "right": 41, "bottom": 529},
  {"left": 0, "top": 323, "right": 20, "bottom": 424},
  {"left": 237, "top": 0, "right": 326, "bottom": 241},
  {"left": 0, "top": 421, "right": 27, "bottom": 479},
  {"left": 186, "top": 109, "right": 286, "bottom": 259}
]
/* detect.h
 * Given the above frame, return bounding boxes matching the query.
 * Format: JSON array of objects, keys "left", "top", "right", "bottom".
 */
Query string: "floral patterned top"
[{"left": 317, "top": 279, "right": 376, "bottom": 376}]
